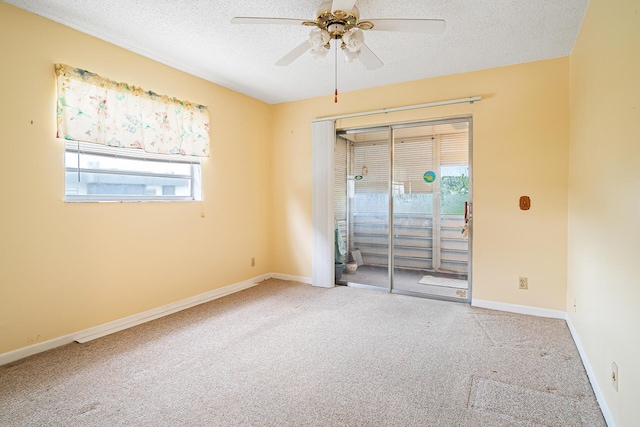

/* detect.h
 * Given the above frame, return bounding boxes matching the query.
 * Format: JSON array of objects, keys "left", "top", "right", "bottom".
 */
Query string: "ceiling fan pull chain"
[{"left": 334, "top": 40, "right": 339, "bottom": 103}]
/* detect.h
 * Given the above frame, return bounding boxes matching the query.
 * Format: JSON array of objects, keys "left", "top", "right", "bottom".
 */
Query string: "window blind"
[
  {"left": 335, "top": 137, "right": 348, "bottom": 237},
  {"left": 441, "top": 132, "right": 468, "bottom": 165}
]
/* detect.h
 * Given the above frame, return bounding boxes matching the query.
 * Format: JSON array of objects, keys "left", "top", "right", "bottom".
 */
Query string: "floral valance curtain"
[{"left": 55, "top": 64, "right": 210, "bottom": 157}]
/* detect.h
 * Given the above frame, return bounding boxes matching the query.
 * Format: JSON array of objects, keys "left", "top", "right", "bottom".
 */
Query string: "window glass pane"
[
  {"left": 64, "top": 152, "right": 191, "bottom": 175},
  {"left": 65, "top": 172, "right": 191, "bottom": 197},
  {"left": 64, "top": 142, "right": 200, "bottom": 202},
  {"left": 440, "top": 165, "right": 469, "bottom": 215}
]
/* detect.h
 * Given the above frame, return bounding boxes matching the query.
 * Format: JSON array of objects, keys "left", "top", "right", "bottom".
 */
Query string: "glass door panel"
[
  {"left": 339, "top": 129, "right": 390, "bottom": 288},
  {"left": 392, "top": 122, "right": 470, "bottom": 300}
]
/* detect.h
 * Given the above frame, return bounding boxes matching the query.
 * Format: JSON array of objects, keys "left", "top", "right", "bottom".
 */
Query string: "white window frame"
[{"left": 64, "top": 141, "right": 202, "bottom": 202}]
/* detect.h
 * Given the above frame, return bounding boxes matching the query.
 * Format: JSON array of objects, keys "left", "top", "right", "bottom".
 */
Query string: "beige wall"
[
  {"left": 0, "top": 3, "right": 272, "bottom": 354},
  {"left": 271, "top": 58, "right": 570, "bottom": 311},
  {"left": 568, "top": 0, "right": 640, "bottom": 425}
]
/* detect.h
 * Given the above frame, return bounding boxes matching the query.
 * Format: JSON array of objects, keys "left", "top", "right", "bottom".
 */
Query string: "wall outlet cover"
[{"left": 518, "top": 277, "right": 528, "bottom": 290}]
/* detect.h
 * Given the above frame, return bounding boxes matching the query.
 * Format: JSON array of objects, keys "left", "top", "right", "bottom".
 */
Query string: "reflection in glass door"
[{"left": 335, "top": 118, "right": 470, "bottom": 302}]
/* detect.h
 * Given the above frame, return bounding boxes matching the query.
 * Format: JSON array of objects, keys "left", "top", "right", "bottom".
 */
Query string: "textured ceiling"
[{"left": 4, "top": 0, "right": 589, "bottom": 104}]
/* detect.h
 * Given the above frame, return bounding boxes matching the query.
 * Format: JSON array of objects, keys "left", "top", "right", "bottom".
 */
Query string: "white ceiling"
[{"left": 5, "top": 0, "right": 589, "bottom": 104}]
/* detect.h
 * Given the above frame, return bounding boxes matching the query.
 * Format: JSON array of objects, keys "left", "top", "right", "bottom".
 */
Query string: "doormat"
[{"left": 418, "top": 275, "right": 468, "bottom": 289}]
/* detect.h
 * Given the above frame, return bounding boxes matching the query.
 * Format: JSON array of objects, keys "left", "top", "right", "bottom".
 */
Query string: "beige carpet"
[{"left": 0, "top": 279, "right": 605, "bottom": 426}]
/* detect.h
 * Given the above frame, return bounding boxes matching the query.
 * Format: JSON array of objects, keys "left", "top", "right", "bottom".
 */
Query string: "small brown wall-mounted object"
[{"left": 519, "top": 196, "right": 531, "bottom": 210}]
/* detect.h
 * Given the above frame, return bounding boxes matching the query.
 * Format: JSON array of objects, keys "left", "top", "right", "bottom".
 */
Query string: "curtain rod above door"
[{"left": 312, "top": 96, "right": 482, "bottom": 123}]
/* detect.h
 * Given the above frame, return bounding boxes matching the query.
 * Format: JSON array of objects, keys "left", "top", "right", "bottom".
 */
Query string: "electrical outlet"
[
  {"left": 251, "top": 257, "right": 255, "bottom": 267},
  {"left": 518, "top": 277, "right": 528, "bottom": 290},
  {"left": 612, "top": 362, "right": 618, "bottom": 391}
]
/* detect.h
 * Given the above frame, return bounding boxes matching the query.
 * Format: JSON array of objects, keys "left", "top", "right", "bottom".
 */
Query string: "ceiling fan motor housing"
[
  {"left": 315, "top": 1, "right": 361, "bottom": 42},
  {"left": 327, "top": 23, "right": 346, "bottom": 39},
  {"left": 317, "top": 1, "right": 359, "bottom": 21}
]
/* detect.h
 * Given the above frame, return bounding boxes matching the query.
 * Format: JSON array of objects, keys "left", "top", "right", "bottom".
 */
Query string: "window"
[
  {"left": 65, "top": 141, "right": 202, "bottom": 202},
  {"left": 55, "top": 64, "right": 209, "bottom": 202}
]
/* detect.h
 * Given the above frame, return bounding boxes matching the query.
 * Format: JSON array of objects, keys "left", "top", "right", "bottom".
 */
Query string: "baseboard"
[
  {"left": 471, "top": 299, "right": 567, "bottom": 319},
  {"left": 566, "top": 314, "right": 615, "bottom": 427},
  {"left": 74, "top": 273, "right": 271, "bottom": 343},
  {"left": 0, "top": 273, "right": 272, "bottom": 367},
  {"left": 271, "top": 273, "right": 313, "bottom": 285},
  {"left": 0, "top": 333, "right": 83, "bottom": 368}
]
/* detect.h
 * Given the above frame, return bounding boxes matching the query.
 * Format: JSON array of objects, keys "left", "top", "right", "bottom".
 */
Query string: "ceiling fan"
[{"left": 231, "top": 0, "right": 446, "bottom": 70}]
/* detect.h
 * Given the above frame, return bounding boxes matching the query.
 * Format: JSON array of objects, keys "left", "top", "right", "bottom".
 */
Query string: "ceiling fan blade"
[
  {"left": 366, "top": 19, "right": 446, "bottom": 33},
  {"left": 275, "top": 41, "right": 312, "bottom": 66},
  {"left": 331, "top": 0, "right": 357, "bottom": 13},
  {"left": 358, "top": 43, "right": 383, "bottom": 70},
  {"left": 231, "top": 17, "right": 307, "bottom": 25}
]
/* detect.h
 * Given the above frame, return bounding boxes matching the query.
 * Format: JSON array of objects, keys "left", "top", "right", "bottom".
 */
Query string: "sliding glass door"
[{"left": 336, "top": 118, "right": 471, "bottom": 302}]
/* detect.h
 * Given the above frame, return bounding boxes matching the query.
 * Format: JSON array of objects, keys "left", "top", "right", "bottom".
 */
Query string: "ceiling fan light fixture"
[
  {"left": 309, "top": 28, "right": 331, "bottom": 49},
  {"left": 343, "top": 28, "right": 364, "bottom": 52},
  {"left": 343, "top": 48, "right": 359, "bottom": 63},
  {"left": 310, "top": 46, "right": 330, "bottom": 61}
]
